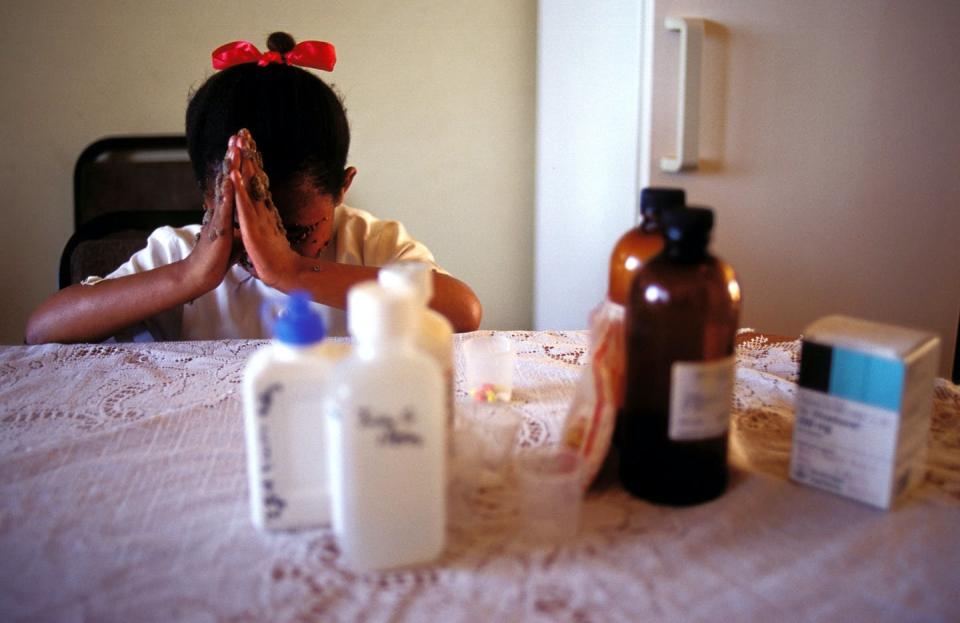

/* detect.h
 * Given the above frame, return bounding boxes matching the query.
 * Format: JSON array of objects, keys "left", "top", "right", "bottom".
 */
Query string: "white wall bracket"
[{"left": 659, "top": 17, "right": 704, "bottom": 173}]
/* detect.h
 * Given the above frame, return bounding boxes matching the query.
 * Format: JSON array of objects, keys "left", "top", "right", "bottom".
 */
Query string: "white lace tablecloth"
[{"left": 1, "top": 332, "right": 958, "bottom": 622}]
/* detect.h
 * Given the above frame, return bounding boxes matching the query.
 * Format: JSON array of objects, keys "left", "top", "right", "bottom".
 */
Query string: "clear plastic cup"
[
  {"left": 449, "top": 402, "right": 523, "bottom": 529},
  {"left": 515, "top": 446, "right": 584, "bottom": 543},
  {"left": 453, "top": 401, "right": 522, "bottom": 483},
  {"left": 463, "top": 335, "right": 515, "bottom": 402}
]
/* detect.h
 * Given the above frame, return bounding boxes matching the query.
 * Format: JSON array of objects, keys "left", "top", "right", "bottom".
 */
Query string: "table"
[{"left": 1, "top": 331, "right": 958, "bottom": 622}]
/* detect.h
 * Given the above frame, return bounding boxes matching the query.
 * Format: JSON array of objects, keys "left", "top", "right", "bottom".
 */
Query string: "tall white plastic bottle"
[
  {"left": 378, "top": 261, "right": 454, "bottom": 424},
  {"left": 325, "top": 282, "right": 447, "bottom": 570},
  {"left": 242, "top": 291, "right": 350, "bottom": 531}
]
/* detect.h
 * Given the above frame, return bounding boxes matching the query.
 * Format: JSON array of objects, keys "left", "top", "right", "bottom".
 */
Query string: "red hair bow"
[{"left": 212, "top": 40, "right": 336, "bottom": 72}]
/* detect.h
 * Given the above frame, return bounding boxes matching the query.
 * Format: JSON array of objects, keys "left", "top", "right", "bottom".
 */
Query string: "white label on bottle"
[{"left": 668, "top": 356, "right": 735, "bottom": 441}]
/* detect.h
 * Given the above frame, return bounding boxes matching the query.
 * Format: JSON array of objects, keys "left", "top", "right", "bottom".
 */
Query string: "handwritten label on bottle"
[
  {"left": 357, "top": 407, "right": 424, "bottom": 446},
  {"left": 255, "top": 383, "right": 288, "bottom": 519},
  {"left": 668, "top": 356, "right": 735, "bottom": 441}
]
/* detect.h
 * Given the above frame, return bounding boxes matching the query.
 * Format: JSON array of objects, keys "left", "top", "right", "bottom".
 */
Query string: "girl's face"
[{"left": 272, "top": 182, "right": 337, "bottom": 259}]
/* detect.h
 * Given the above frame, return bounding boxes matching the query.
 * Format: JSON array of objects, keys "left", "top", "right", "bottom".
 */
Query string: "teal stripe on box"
[{"left": 828, "top": 347, "right": 904, "bottom": 411}]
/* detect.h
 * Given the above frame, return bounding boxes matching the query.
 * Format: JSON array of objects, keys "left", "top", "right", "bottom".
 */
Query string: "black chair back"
[{"left": 60, "top": 136, "right": 203, "bottom": 288}]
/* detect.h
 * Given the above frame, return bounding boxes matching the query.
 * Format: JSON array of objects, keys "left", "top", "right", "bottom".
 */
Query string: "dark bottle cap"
[
  {"left": 640, "top": 187, "right": 686, "bottom": 218},
  {"left": 662, "top": 205, "right": 714, "bottom": 242}
]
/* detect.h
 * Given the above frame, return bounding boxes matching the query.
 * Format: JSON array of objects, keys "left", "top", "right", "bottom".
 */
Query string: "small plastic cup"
[
  {"left": 515, "top": 446, "right": 584, "bottom": 543},
  {"left": 449, "top": 402, "right": 523, "bottom": 529},
  {"left": 463, "top": 335, "right": 515, "bottom": 402},
  {"left": 453, "top": 401, "right": 522, "bottom": 483}
]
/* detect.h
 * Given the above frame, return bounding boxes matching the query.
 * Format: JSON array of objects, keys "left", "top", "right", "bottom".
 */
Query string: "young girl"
[{"left": 26, "top": 32, "right": 482, "bottom": 344}]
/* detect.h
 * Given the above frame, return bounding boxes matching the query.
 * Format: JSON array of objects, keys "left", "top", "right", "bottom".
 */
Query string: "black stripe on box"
[{"left": 799, "top": 341, "right": 832, "bottom": 392}]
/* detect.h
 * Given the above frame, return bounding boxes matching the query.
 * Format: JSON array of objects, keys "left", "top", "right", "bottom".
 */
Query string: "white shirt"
[{"left": 87, "top": 205, "right": 446, "bottom": 340}]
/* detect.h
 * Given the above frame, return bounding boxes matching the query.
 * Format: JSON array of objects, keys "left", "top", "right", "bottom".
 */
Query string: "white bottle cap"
[
  {"left": 378, "top": 261, "right": 433, "bottom": 305},
  {"left": 348, "top": 281, "right": 419, "bottom": 343}
]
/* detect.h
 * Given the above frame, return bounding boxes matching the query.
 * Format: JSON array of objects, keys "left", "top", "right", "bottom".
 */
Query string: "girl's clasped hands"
[{"left": 192, "top": 128, "right": 311, "bottom": 291}]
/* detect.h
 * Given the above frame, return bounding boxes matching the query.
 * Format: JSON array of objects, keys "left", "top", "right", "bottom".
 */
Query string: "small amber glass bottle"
[
  {"left": 619, "top": 206, "right": 741, "bottom": 505},
  {"left": 607, "top": 187, "right": 686, "bottom": 305}
]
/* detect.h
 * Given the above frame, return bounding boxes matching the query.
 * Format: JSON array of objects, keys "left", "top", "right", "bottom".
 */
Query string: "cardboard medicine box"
[{"left": 789, "top": 315, "right": 940, "bottom": 508}]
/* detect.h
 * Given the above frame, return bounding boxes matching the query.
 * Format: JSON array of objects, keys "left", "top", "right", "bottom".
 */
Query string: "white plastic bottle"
[
  {"left": 325, "top": 282, "right": 446, "bottom": 570},
  {"left": 379, "top": 261, "right": 454, "bottom": 424},
  {"left": 242, "top": 291, "right": 350, "bottom": 531}
]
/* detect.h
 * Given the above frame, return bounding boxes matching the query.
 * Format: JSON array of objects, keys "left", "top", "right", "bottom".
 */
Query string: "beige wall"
[
  {"left": 643, "top": 0, "right": 960, "bottom": 375},
  {"left": 0, "top": 0, "right": 536, "bottom": 344},
  {"left": 535, "top": 0, "right": 959, "bottom": 376}
]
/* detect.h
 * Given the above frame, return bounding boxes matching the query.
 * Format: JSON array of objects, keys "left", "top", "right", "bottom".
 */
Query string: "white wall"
[
  {"left": 534, "top": 1, "right": 643, "bottom": 330},
  {"left": 0, "top": 0, "right": 536, "bottom": 344}
]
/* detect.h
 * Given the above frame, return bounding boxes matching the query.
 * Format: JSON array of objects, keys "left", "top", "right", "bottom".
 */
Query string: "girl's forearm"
[
  {"left": 24, "top": 260, "right": 210, "bottom": 344},
  {"left": 274, "top": 258, "right": 482, "bottom": 333},
  {"left": 429, "top": 272, "right": 483, "bottom": 333}
]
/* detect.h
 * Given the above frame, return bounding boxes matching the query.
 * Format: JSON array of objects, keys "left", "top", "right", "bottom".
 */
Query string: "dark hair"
[{"left": 185, "top": 32, "right": 350, "bottom": 200}]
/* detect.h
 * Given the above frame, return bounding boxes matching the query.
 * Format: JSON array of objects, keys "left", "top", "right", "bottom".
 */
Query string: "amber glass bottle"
[
  {"left": 619, "top": 207, "right": 741, "bottom": 505},
  {"left": 607, "top": 187, "right": 686, "bottom": 305}
]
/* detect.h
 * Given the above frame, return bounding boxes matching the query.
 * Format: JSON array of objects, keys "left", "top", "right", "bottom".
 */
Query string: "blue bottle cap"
[{"left": 273, "top": 290, "right": 326, "bottom": 345}]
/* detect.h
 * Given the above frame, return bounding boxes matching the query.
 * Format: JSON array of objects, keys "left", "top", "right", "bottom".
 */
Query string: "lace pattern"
[{"left": 1, "top": 332, "right": 958, "bottom": 622}]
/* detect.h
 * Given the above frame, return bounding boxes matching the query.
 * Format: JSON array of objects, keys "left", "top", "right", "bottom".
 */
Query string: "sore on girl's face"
[{"left": 271, "top": 181, "right": 337, "bottom": 259}]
